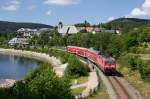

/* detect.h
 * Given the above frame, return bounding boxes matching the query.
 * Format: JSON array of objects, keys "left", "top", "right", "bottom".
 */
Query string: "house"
[
  {"left": 17, "top": 28, "right": 37, "bottom": 38},
  {"left": 57, "top": 22, "right": 79, "bottom": 35},
  {"left": 85, "top": 27, "right": 94, "bottom": 33},
  {"left": 101, "top": 29, "right": 121, "bottom": 34},
  {"left": 93, "top": 27, "right": 101, "bottom": 33},
  {"left": 102, "top": 30, "right": 115, "bottom": 33},
  {"left": 8, "top": 38, "right": 28, "bottom": 45}
]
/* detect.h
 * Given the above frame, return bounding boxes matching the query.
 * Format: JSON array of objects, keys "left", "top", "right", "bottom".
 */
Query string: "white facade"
[
  {"left": 8, "top": 38, "right": 28, "bottom": 45},
  {"left": 17, "top": 28, "right": 37, "bottom": 38}
]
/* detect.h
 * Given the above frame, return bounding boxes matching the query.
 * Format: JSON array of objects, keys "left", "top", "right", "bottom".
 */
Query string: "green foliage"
[
  {"left": 0, "top": 64, "right": 73, "bottom": 99},
  {"left": 30, "top": 32, "right": 65, "bottom": 47},
  {"left": 119, "top": 54, "right": 150, "bottom": 82},
  {"left": 0, "top": 88, "right": 12, "bottom": 99},
  {"left": 108, "top": 35, "right": 123, "bottom": 57},
  {"left": 67, "top": 33, "right": 92, "bottom": 47},
  {"left": 138, "top": 27, "right": 150, "bottom": 43},
  {"left": 12, "top": 81, "right": 31, "bottom": 99},
  {"left": 138, "top": 61, "right": 150, "bottom": 82},
  {"left": 123, "top": 35, "right": 138, "bottom": 50},
  {"left": 119, "top": 54, "right": 141, "bottom": 71},
  {"left": 28, "top": 48, "right": 89, "bottom": 79},
  {"left": 46, "top": 49, "right": 89, "bottom": 78},
  {"left": 0, "top": 33, "right": 16, "bottom": 45},
  {"left": 79, "top": 29, "right": 87, "bottom": 33},
  {"left": 65, "top": 57, "right": 88, "bottom": 78},
  {"left": 92, "top": 33, "right": 111, "bottom": 51}
]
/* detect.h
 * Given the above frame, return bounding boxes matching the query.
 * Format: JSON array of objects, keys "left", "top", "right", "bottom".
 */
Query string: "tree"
[
  {"left": 39, "top": 32, "right": 50, "bottom": 46},
  {"left": 138, "top": 27, "right": 150, "bottom": 46},
  {"left": 108, "top": 35, "right": 123, "bottom": 57},
  {"left": 123, "top": 35, "right": 138, "bottom": 50},
  {"left": 27, "top": 64, "right": 73, "bottom": 99},
  {"left": 92, "top": 33, "right": 111, "bottom": 51}
]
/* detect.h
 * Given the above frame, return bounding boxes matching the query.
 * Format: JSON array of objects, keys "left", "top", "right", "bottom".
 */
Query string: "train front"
[{"left": 104, "top": 57, "right": 116, "bottom": 73}]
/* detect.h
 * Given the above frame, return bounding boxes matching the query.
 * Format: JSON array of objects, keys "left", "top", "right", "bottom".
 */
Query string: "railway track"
[{"left": 107, "top": 76, "right": 131, "bottom": 99}]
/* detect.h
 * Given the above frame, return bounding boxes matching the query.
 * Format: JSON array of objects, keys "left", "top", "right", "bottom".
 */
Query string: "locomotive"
[{"left": 66, "top": 46, "right": 116, "bottom": 73}]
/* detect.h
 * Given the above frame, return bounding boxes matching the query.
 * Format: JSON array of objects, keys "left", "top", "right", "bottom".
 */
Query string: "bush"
[
  {"left": 138, "top": 61, "right": 150, "bottom": 82},
  {"left": 0, "top": 64, "right": 73, "bottom": 99},
  {"left": 119, "top": 54, "right": 140, "bottom": 71},
  {"left": 0, "top": 88, "right": 12, "bottom": 99},
  {"left": 119, "top": 54, "right": 150, "bottom": 82},
  {"left": 65, "top": 57, "right": 88, "bottom": 78}
]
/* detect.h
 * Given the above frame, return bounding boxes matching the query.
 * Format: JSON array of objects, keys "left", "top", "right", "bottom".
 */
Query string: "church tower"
[{"left": 58, "top": 21, "right": 63, "bottom": 30}]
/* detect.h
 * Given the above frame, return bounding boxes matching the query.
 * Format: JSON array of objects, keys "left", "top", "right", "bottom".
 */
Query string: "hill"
[
  {"left": 0, "top": 21, "right": 53, "bottom": 34},
  {"left": 105, "top": 18, "right": 150, "bottom": 32}
]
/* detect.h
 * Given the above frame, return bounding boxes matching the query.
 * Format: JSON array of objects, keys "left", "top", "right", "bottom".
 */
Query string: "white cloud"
[
  {"left": 44, "top": 0, "right": 80, "bottom": 5},
  {"left": 46, "top": 10, "right": 52, "bottom": 16},
  {"left": 130, "top": 0, "right": 150, "bottom": 17},
  {"left": 2, "top": 0, "right": 20, "bottom": 11},
  {"left": 108, "top": 17, "right": 115, "bottom": 21}
]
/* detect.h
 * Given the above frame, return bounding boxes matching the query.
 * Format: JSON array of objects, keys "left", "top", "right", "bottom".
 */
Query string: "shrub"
[
  {"left": 119, "top": 54, "right": 150, "bottom": 82},
  {"left": 0, "top": 88, "right": 12, "bottom": 99},
  {"left": 65, "top": 57, "right": 88, "bottom": 78},
  {"left": 27, "top": 64, "right": 73, "bottom": 99},
  {"left": 119, "top": 54, "right": 140, "bottom": 71},
  {"left": 138, "top": 61, "right": 150, "bottom": 82},
  {"left": 0, "top": 64, "right": 73, "bottom": 99}
]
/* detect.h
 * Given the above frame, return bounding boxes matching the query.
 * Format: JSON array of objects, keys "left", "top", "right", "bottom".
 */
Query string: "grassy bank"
[
  {"left": 118, "top": 66, "right": 150, "bottom": 98},
  {"left": 71, "top": 76, "right": 88, "bottom": 85},
  {"left": 87, "top": 84, "right": 107, "bottom": 99}
]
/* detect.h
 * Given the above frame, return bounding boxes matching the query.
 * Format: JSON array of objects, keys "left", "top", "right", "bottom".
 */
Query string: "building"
[
  {"left": 17, "top": 28, "right": 38, "bottom": 38},
  {"left": 8, "top": 38, "right": 28, "bottom": 45},
  {"left": 57, "top": 22, "right": 121, "bottom": 35},
  {"left": 101, "top": 29, "right": 121, "bottom": 34},
  {"left": 57, "top": 22, "right": 79, "bottom": 35},
  {"left": 102, "top": 30, "right": 115, "bottom": 33}
]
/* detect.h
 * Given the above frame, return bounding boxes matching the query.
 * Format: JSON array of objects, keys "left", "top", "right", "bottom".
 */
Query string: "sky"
[{"left": 0, "top": 0, "right": 150, "bottom": 26}]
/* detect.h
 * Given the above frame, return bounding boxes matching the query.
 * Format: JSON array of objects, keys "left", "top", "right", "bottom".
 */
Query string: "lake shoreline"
[{"left": 0, "top": 48, "right": 62, "bottom": 88}]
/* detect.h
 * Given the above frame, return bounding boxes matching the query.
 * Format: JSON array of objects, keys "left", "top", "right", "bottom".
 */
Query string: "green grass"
[
  {"left": 71, "top": 87, "right": 86, "bottom": 96},
  {"left": 71, "top": 76, "right": 88, "bottom": 85}
]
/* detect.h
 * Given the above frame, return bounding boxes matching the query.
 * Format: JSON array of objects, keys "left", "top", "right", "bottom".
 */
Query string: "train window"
[{"left": 105, "top": 60, "right": 114, "bottom": 65}]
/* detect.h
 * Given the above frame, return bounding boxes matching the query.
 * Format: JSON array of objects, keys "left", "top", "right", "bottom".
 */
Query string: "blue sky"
[{"left": 0, "top": 0, "right": 149, "bottom": 25}]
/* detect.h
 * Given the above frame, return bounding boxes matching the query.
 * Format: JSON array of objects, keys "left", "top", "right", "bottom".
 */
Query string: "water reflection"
[{"left": 0, "top": 54, "right": 39, "bottom": 80}]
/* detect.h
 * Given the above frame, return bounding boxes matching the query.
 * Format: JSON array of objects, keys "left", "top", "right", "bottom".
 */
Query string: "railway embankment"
[
  {"left": 71, "top": 72, "right": 99, "bottom": 99},
  {"left": 78, "top": 57, "right": 117, "bottom": 99},
  {"left": 91, "top": 63, "right": 118, "bottom": 99},
  {"left": 83, "top": 59, "right": 144, "bottom": 99}
]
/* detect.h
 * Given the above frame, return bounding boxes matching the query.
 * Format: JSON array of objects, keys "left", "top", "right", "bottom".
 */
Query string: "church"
[{"left": 57, "top": 22, "right": 79, "bottom": 35}]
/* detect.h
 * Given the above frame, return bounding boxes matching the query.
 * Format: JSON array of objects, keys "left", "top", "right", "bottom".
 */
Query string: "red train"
[{"left": 66, "top": 46, "right": 116, "bottom": 73}]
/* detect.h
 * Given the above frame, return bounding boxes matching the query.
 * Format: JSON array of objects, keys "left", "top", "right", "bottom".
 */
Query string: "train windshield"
[{"left": 105, "top": 60, "right": 114, "bottom": 65}]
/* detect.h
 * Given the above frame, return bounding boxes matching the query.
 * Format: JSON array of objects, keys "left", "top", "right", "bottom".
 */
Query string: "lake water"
[{"left": 0, "top": 54, "right": 39, "bottom": 80}]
